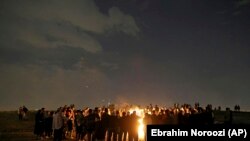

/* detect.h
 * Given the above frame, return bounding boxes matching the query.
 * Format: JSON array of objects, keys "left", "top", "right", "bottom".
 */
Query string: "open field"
[
  {"left": 213, "top": 110, "right": 250, "bottom": 124},
  {"left": 0, "top": 111, "right": 37, "bottom": 141},
  {"left": 0, "top": 110, "right": 249, "bottom": 141}
]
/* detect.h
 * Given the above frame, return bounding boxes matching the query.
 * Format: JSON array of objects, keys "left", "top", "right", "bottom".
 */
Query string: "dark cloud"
[
  {"left": 0, "top": 0, "right": 139, "bottom": 53},
  {"left": 0, "top": 0, "right": 139, "bottom": 110}
]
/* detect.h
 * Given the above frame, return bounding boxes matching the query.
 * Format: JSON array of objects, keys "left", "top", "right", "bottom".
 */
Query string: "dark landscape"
[{"left": 0, "top": 109, "right": 249, "bottom": 141}]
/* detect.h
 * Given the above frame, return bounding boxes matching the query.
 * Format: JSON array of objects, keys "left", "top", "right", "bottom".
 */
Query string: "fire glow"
[
  {"left": 129, "top": 107, "right": 145, "bottom": 141},
  {"left": 138, "top": 118, "right": 145, "bottom": 141}
]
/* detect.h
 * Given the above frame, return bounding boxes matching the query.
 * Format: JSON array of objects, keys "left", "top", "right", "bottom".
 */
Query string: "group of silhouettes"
[{"left": 32, "top": 103, "right": 237, "bottom": 141}]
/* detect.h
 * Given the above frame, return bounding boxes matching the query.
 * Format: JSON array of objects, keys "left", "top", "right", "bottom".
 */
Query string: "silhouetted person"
[
  {"left": 128, "top": 111, "right": 139, "bottom": 141},
  {"left": 101, "top": 108, "right": 111, "bottom": 141},
  {"left": 22, "top": 105, "right": 28, "bottom": 119},
  {"left": 45, "top": 111, "right": 53, "bottom": 138},
  {"left": 18, "top": 106, "right": 23, "bottom": 120},
  {"left": 86, "top": 109, "right": 98, "bottom": 141},
  {"left": 75, "top": 110, "right": 86, "bottom": 141},
  {"left": 224, "top": 107, "right": 233, "bottom": 124},
  {"left": 234, "top": 105, "right": 240, "bottom": 112},
  {"left": 95, "top": 119, "right": 106, "bottom": 141},
  {"left": 34, "top": 108, "right": 45, "bottom": 140}
]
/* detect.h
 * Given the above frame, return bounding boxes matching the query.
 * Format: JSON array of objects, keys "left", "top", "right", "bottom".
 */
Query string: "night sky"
[{"left": 0, "top": 0, "right": 250, "bottom": 110}]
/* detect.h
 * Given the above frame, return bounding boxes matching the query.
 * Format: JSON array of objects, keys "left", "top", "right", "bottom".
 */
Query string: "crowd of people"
[
  {"left": 33, "top": 103, "right": 235, "bottom": 141},
  {"left": 18, "top": 105, "right": 29, "bottom": 120}
]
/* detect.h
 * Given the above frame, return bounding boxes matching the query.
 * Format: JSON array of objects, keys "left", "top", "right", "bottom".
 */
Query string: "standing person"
[
  {"left": 75, "top": 110, "right": 87, "bottom": 141},
  {"left": 101, "top": 108, "right": 111, "bottom": 141},
  {"left": 34, "top": 109, "right": 41, "bottom": 139},
  {"left": 34, "top": 108, "right": 46, "bottom": 140},
  {"left": 22, "top": 105, "right": 29, "bottom": 119},
  {"left": 53, "top": 108, "right": 64, "bottom": 141},
  {"left": 95, "top": 118, "right": 106, "bottom": 141},
  {"left": 224, "top": 107, "right": 233, "bottom": 124},
  {"left": 18, "top": 106, "right": 23, "bottom": 120},
  {"left": 45, "top": 111, "right": 54, "bottom": 139},
  {"left": 66, "top": 107, "right": 75, "bottom": 139},
  {"left": 128, "top": 111, "right": 139, "bottom": 141},
  {"left": 119, "top": 112, "right": 129, "bottom": 141},
  {"left": 86, "top": 109, "right": 97, "bottom": 141}
]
